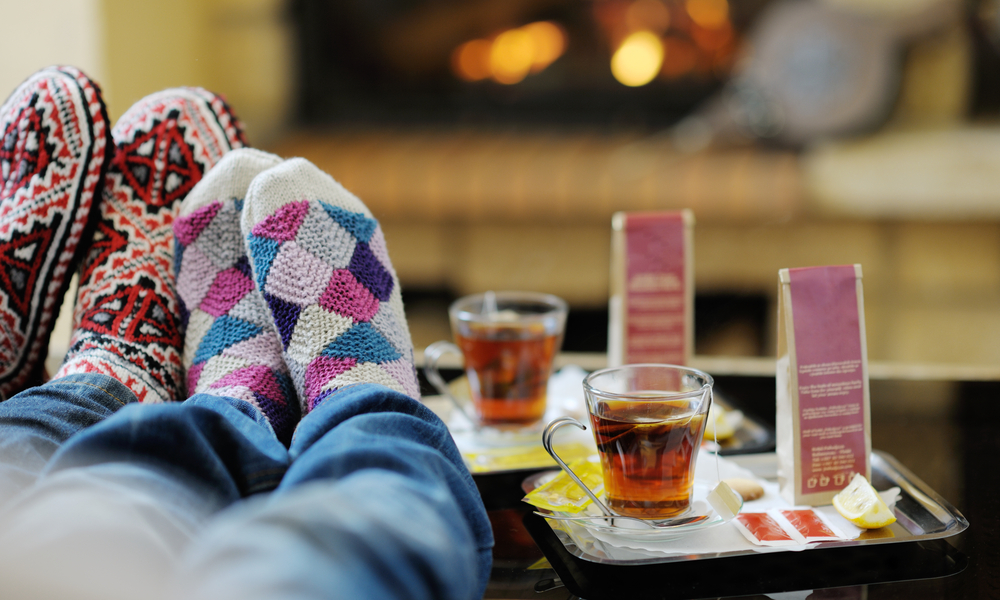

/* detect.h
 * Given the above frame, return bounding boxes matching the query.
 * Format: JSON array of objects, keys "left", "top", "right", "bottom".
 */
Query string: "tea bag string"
[
  {"left": 710, "top": 387, "right": 721, "bottom": 483},
  {"left": 482, "top": 290, "right": 497, "bottom": 315},
  {"left": 680, "top": 386, "right": 722, "bottom": 483}
]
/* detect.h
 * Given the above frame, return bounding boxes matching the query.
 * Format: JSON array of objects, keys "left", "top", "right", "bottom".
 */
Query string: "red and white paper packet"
[{"left": 735, "top": 508, "right": 850, "bottom": 547}]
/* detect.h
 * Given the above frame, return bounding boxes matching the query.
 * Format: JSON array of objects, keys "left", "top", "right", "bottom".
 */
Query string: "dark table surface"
[{"left": 474, "top": 375, "right": 999, "bottom": 600}]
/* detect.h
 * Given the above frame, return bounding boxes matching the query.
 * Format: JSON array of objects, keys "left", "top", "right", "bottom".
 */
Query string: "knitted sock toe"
[
  {"left": 55, "top": 88, "right": 247, "bottom": 403},
  {"left": 242, "top": 158, "right": 419, "bottom": 414},
  {"left": 175, "top": 148, "right": 299, "bottom": 443},
  {"left": 0, "top": 66, "right": 111, "bottom": 399}
]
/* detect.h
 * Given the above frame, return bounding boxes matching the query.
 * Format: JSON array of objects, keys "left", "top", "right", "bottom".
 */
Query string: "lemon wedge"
[
  {"left": 703, "top": 404, "right": 735, "bottom": 441},
  {"left": 832, "top": 473, "right": 896, "bottom": 529}
]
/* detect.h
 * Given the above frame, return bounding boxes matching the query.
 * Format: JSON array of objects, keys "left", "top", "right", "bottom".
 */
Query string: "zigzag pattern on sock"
[
  {"left": 175, "top": 149, "right": 299, "bottom": 442},
  {"left": 0, "top": 66, "right": 111, "bottom": 399},
  {"left": 242, "top": 159, "right": 419, "bottom": 413},
  {"left": 56, "top": 88, "right": 246, "bottom": 403}
]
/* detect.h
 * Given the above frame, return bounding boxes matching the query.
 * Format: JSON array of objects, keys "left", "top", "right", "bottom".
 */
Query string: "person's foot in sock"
[
  {"left": 55, "top": 88, "right": 247, "bottom": 403},
  {"left": 242, "top": 158, "right": 420, "bottom": 415},
  {"left": 0, "top": 66, "right": 111, "bottom": 399},
  {"left": 175, "top": 148, "right": 299, "bottom": 443}
]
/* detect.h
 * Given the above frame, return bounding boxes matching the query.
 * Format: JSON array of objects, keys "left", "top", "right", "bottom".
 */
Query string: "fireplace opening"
[{"left": 290, "top": 0, "right": 771, "bottom": 129}]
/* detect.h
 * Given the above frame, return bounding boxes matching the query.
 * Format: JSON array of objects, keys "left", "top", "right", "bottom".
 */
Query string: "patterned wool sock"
[
  {"left": 0, "top": 66, "right": 111, "bottom": 399},
  {"left": 55, "top": 88, "right": 247, "bottom": 403},
  {"left": 242, "top": 157, "right": 420, "bottom": 414},
  {"left": 175, "top": 148, "right": 300, "bottom": 443}
]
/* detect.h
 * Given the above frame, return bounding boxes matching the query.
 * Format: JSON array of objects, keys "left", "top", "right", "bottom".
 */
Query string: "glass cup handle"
[
  {"left": 542, "top": 417, "right": 615, "bottom": 518},
  {"left": 423, "top": 341, "right": 478, "bottom": 427}
]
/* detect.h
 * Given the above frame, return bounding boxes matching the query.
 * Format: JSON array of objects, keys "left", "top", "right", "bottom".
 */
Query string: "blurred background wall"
[
  {"left": 5, "top": 0, "right": 1000, "bottom": 385},
  {"left": 0, "top": 0, "right": 294, "bottom": 144}
]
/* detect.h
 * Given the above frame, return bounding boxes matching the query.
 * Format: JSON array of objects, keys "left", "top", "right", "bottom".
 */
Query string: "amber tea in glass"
[
  {"left": 425, "top": 291, "right": 567, "bottom": 428},
  {"left": 583, "top": 365, "right": 713, "bottom": 519},
  {"left": 455, "top": 322, "right": 560, "bottom": 425}
]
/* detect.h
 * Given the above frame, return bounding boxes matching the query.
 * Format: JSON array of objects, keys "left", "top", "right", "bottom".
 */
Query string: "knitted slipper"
[
  {"left": 175, "top": 148, "right": 299, "bottom": 443},
  {"left": 242, "top": 158, "right": 420, "bottom": 415},
  {"left": 0, "top": 66, "right": 111, "bottom": 400},
  {"left": 55, "top": 88, "right": 247, "bottom": 403}
]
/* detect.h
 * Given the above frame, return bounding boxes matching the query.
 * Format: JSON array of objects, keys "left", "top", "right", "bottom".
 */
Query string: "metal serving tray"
[{"left": 538, "top": 450, "right": 967, "bottom": 565}]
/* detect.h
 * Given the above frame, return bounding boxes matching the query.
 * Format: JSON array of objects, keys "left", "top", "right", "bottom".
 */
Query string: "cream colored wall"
[
  {"left": 2, "top": 0, "right": 293, "bottom": 145},
  {"left": 0, "top": 0, "right": 106, "bottom": 99},
  {"left": 100, "top": 0, "right": 294, "bottom": 143}
]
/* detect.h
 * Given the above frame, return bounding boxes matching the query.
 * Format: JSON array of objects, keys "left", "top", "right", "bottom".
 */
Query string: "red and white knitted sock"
[
  {"left": 0, "top": 66, "right": 111, "bottom": 399},
  {"left": 55, "top": 88, "right": 246, "bottom": 403}
]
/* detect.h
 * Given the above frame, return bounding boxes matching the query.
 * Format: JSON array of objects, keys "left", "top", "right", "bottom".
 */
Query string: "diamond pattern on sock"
[
  {"left": 290, "top": 204, "right": 357, "bottom": 269},
  {"left": 317, "top": 269, "right": 379, "bottom": 322},
  {"left": 250, "top": 200, "right": 308, "bottom": 242},
  {"left": 192, "top": 315, "right": 263, "bottom": 364},
  {"left": 56, "top": 87, "right": 246, "bottom": 403},
  {"left": 174, "top": 148, "right": 299, "bottom": 443},
  {"left": 242, "top": 157, "right": 419, "bottom": 413},
  {"left": 347, "top": 242, "right": 394, "bottom": 302},
  {"left": 0, "top": 66, "right": 111, "bottom": 399},
  {"left": 264, "top": 242, "right": 333, "bottom": 306},
  {"left": 286, "top": 304, "right": 353, "bottom": 366}
]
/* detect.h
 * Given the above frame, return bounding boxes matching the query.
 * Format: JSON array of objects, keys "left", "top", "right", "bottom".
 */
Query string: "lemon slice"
[
  {"left": 832, "top": 473, "right": 897, "bottom": 529},
  {"left": 703, "top": 404, "right": 735, "bottom": 441}
]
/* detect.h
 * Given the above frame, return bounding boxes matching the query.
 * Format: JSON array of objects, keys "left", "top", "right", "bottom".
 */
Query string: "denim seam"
[
  {"left": 246, "top": 469, "right": 287, "bottom": 494},
  {"left": 244, "top": 467, "right": 287, "bottom": 491},
  {"left": 47, "top": 379, "right": 131, "bottom": 407},
  {"left": 245, "top": 467, "right": 287, "bottom": 479},
  {"left": 245, "top": 481, "right": 281, "bottom": 495}
]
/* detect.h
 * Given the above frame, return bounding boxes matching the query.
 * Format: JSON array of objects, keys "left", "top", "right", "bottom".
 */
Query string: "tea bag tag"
[{"left": 707, "top": 480, "right": 743, "bottom": 521}]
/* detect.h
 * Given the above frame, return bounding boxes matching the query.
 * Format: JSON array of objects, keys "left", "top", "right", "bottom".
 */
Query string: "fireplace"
[{"left": 289, "top": 0, "right": 770, "bottom": 129}]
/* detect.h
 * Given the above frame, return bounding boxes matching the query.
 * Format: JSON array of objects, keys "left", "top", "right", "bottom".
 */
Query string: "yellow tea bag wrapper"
[
  {"left": 464, "top": 442, "right": 593, "bottom": 474},
  {"left": 522, "top": 458, "right": 604, "bottom": 514}
]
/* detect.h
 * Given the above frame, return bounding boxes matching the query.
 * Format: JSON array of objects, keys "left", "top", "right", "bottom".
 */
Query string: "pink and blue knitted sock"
[
  {"left": 241, "top": 157, "right": 419, "bottom": 414},
  {"left": 175, "top": 148, "right": 299, "bottom": 443}
]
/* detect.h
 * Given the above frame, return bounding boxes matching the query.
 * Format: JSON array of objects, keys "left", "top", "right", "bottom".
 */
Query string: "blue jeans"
[{"left": 0, "top": 373, "right": 493, "bottom": 600}]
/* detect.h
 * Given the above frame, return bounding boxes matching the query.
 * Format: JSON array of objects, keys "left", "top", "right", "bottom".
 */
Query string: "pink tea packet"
[
  {"left": 776, "top": 265, "right": 872, "bottom": 506},
  {"left": 608, "top": 210, "right": 693, "bottom": 367}
]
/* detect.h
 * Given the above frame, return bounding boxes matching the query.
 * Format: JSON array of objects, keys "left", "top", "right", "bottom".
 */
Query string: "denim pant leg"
[
  {"left": 171, "top": 383, "right": 494, "bottom": 600},
  {"left": 0, "top": 373, "right": 134, "bottom": 506},
  {"left": 0, "top": 393, "right": 290, "bottom": 600},
  {"left": 44, "top": 393, "right": 291, "bottom": 504}
]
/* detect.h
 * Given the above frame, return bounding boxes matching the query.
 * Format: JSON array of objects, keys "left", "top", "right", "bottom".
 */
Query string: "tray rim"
[{"left": 537, "top": 449, "right": 968, "bottom": 565}]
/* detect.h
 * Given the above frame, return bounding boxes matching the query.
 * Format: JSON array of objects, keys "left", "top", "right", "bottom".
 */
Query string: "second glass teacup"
[{"left": 425, "top": 291, "right": 568, "bottom": 429}]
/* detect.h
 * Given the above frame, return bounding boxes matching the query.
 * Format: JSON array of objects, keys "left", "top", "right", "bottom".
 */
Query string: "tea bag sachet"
[
  {"left": 776, "top": 265, "right": 872, "bottom": 506},
  {"left": 608, "top": 210, "right": 694, "bottom": 367},
  {"left": 523, "top": 458, "right": 605, "bottom": 514}
]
